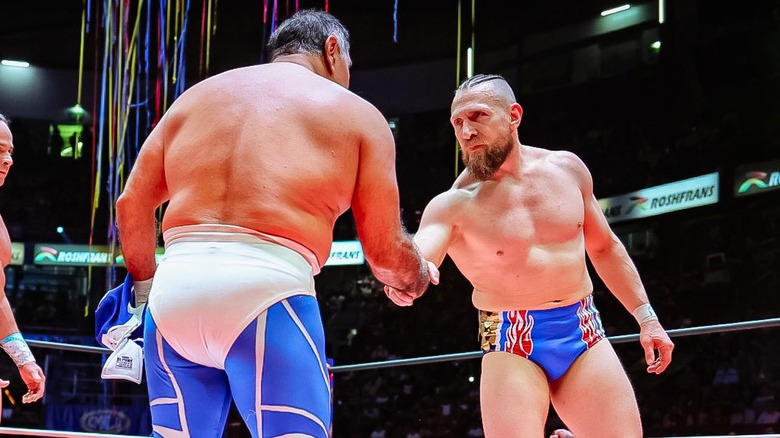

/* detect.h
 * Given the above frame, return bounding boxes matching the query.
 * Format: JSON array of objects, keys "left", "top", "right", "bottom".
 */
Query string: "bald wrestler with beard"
[{"left": 385, "top": 74, "right": 674, "bottom": 437}]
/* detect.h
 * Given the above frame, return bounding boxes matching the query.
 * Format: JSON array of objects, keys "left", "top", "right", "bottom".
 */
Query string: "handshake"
[{"left": 384, "top": 259, "right": 440, "bottom": 307}]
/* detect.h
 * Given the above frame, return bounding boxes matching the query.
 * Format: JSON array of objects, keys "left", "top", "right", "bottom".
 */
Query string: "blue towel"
[{"left": 95, "top": 274, "right": 144, "bottom": 348}]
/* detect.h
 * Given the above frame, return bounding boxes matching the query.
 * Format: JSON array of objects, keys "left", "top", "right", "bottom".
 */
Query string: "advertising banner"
[
  {"left": 10, "top": 242, "right": 23, "bottom": 266},
  {"left": 33, "top": 241, "right": 366, "bottom": 267},
  {"left": 324, "top": 240, "right": 365, "bottom": 266},
  {"left": 733, "top": 159, "right": 780, "bottom": 197},
  {"left": 599, "top": 172, "right": 719, "bottom": 224}
]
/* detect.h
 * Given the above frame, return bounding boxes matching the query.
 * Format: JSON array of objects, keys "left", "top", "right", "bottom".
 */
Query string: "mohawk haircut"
[{"left": 456, "top": 74, "right": 517, "bottom": 104}]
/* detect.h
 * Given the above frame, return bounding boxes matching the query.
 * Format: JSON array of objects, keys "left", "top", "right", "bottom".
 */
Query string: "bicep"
[
  {"left": 414, "top": 223, "right": 451, "bottom": 267},
  {"left": 583, "top": 193, "right": 616, "bottom": 254},
  {"left": 350, "top": 111, "right": 403, "bottom": 250},
  {"left": 413, "top": 194, "right": 456, "bottom": 266},
  {"left": 568, "top": 154, "right": 616, "bottom": 255},
  {"left": 120, "top": 124, "right": 169, "bottom": 211}
]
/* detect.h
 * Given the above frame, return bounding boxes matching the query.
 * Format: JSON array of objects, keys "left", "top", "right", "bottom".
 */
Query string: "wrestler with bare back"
[{"left": 116, "top": 11, "right": 433, "bottom": 438}]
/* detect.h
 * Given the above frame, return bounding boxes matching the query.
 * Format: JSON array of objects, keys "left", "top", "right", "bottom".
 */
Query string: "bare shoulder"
[
  {"left": 534, "top": 146, "right": 590, "bottom": 179},
  {"left": 525, "top": 145, "right": 593, "bottom": 193},
  {"left": 424, "top": 180, "right": 473, "bottom": 223},
  {"left": 528, "top": 146, "right": 586, "bottom": 171},
  {"left": 342, "top": 90, "right": 388, "bottom": 126}
]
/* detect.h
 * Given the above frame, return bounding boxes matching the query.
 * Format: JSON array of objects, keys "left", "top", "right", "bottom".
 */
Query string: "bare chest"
[{"left": 457, "top": 178, "right": 584, "bottom": 249}]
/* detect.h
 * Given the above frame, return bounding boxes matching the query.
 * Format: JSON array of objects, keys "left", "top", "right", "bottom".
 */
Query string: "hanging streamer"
[
  {"left": 261, "top": 0, "right": 269, "bottom": 64},
  {"left": 199, "top": 0, "right": 206, "bottom": 77},
  {"left": 174, "top": 0, "right": 192, "bottom": 97},
  {"left": 270, "top": 0, "right": 278, "bottom": 35},
  {"left": 206, "top": 0, "right": 214, "bottom": 74},
  {"left": 393, "top": 0, "right": 398, "bottom": 43},
  {"left": 455, "top": 0, "right": 462, "bottom": 177},
  {"left": 89, "top": 0, "right": 101, "bottom": 247},
  {"left": 86, "top": 0, "right": 198, "bottom": 301},
  {"left": 195, "top": 0, "right": 215, "bottom": 77},
  {"left": 470, "top": 0, "right": 475, "bottom": 78},
  {"left": 171, "top": 0, "right": 180, "bottom": 89}
]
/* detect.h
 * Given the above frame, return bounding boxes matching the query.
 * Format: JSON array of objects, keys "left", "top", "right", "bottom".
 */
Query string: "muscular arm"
[
  {"left": 0, "top": 267, "right": 46, "bottom": 402},
  {"left": 573, "top": 154, "right": 673, "bottom": 373},
  {"left": 413, "top": 192, "right": 457, "bottom": 267},
  {"left": 383, "top": 191, "right": 454, "bottom": 306},
  {"left": 582, "top": 191, "right": 650, "bottom": 312},
  {"left": 351, "top": 105, "right": 428, "bottom": 295},
  {"left": 554, "top": 151, "right": 649, "bottom": 311},
  {"left": 116, "top": 118, "right": 170, "bottom": 282},
  {"left": 0, "top": 270, "right": 20, "bottom": 339}
]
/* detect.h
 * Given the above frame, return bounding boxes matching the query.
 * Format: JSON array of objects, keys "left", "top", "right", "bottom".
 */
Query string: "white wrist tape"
[
  {"left": 133, "top": 278, "right": 153, "bottom": 306},
  {"left": 632, "top": 303, "right": 658, "bottom": 325},
  {"left": 1, "top": 333, "right": 36, "bottom": 367}
]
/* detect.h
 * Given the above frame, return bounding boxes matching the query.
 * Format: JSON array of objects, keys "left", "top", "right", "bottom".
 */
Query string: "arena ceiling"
[{"left": 0, "top": 0, "right": 629, "bottom": 74}]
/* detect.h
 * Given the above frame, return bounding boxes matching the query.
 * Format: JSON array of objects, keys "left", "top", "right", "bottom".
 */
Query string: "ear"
[
  {"left": 323, "top": 35, "right": 340, "bottom": 75},
  {"left": 509, "top": 103, "right": 523, "bottom": 129}
]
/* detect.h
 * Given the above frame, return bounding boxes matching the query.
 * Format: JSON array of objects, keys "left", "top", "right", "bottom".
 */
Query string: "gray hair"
[
  {"left": 267, "top": 10, "right": 350, "bottom": 61},
  {"left": 0, "top": 113, "right": 8, "bottom": 125}
]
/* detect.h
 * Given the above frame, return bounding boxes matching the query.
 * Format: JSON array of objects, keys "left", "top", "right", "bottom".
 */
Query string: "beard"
[{"left": 462, "top": 131, "right": 513, "bottom": 181}]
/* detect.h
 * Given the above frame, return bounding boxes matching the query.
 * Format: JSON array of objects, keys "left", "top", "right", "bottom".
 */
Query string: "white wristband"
[
  {"left": 133, "top": 278, "right": 153, "bottom": 306},
  {"left": 1, "top": 333, "right": 36, "bottom": 367},
  {"left": 632, "top": 303, "right": 658, "bottom": 325}
]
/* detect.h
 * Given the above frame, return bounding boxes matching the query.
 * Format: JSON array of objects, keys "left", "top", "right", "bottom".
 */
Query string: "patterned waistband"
[{"left": 478, "top": 295, "right": 597, "bottom": 351}]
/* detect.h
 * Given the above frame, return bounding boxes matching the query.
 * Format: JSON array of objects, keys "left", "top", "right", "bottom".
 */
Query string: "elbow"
[
  {"left": 115, "top": 193, "right": 151, "bottom": 232},
  {"left": 586, "top": 233, "right": 622, "bottom": 258},
  {"left": 115, "top": 195, "right": 133, "bottom": 229}
]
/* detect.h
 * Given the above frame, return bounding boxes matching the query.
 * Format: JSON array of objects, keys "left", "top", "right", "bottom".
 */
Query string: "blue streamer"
[
  {"left": 133, "top": 15, "right": 140, "bottom": 166},
  {"left": 174, "top": 0, "right": 191, "bottom": 98},
  {"left": 159, "top": 0, "right": 168, "bottom": 110},
  {"left": 270, "top": 0, "right": 278, "bottom": 35},
  {"left": 393, "top": 0, "right": 398, "bottom": 43},
  {"left": 143, "top": 0, "right": 151, "bottom": 139},
  {"left": 87, "top": 0, "right": 92, "bottom": 33}
]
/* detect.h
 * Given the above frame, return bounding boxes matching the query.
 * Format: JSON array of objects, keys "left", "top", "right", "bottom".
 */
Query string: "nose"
[
  {"left": 460, "top": 121, "right": 477, "bottom": 139},
  {"left": 2, "top": 153, "right": 12, "bottom": 167}
]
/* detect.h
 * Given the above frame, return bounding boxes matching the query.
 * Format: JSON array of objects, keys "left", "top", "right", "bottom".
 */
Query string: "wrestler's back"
[
  {"left": 448, "top": 147, "right": 594, "bottom": 310},
  {"left": 160, "top": 63, "right": 361, "bottom": 264}
]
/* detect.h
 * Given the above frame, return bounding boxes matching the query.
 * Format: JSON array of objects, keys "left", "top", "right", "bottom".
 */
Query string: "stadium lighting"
[
  {"left": 1, "top": 60, "right": 30, "bottom": 68},
  {"left": 601, "top": 4, "right": 631, "bottom": 16}
]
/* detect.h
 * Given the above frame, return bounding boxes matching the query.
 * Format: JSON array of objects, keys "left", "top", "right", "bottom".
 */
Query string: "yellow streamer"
[
  {"left": 77, "top": 0, "right": 87, "bottom": 108},
  {"left": 90, "top": 0, "right": 114, "bottom": 236},
  {"left": 471, "top": 0, "right": 475, "bottom": 66},
  {"left": 206, "top": 0, "right": 213, "bottom": 74},
  {"left": 454, "top": 0, "right": 462, "bottom": 178},
  {"left": 172, "top": 0, "right": 181, "bottom": 86},
  {"left": 164, "top": 0, "right": 172, "bottom": 111}
]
